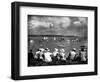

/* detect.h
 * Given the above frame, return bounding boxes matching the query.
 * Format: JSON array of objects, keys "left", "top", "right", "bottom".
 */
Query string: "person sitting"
[
  {"left": 38, "top": 48, "right": 45, "bottom": 60},
  {"left": 35, "top": 49, "right": 40, "bottom": 60},
  {"left": 59, "top": 49, "right": 66, "bottom": 61},
  {"left": 68, "top": 48, "right": 77, "bottom": 62},
  {"left": 43, "top": 48, "right": 52, "bottom": 63},
  {"left": 79, "top": 48, "right": 87, "bottom": 63},
  {"left": 28, "top": 49, "right": 34, "bottom": 66},
  {"left": 52, "top": 48, "right": 59, "bottom": 62}
]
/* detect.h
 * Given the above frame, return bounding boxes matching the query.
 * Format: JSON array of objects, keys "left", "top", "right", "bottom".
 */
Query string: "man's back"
[
  {"left": 69, "top": 51, "right": 76, "bottom": 60},
  {"left": 44, "top": 52, "right": 52, "bottom": 62}
]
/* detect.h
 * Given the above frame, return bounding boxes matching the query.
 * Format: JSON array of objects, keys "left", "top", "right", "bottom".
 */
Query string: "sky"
[{"left": 28, "top": 15, "right": 88, "bottom": 38}]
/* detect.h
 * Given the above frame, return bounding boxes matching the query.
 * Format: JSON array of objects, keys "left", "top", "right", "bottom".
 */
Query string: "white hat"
[
  {"left": 55, "top": 48, "right": 58, "bottom": 51},
  {"left": 45, "top": 48, "right": 50, "bottom": 51},
  {"left": 60, "top": 49, "right": 65, "bottom": 52},
  {"left": 72, "top": 48, "right": 76, "bottom": 51}
]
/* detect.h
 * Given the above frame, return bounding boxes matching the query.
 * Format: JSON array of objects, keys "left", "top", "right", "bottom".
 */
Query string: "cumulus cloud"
[
  {"left": 28, "top": 20, "right": 51, "bottom": 29},
  {"left": 73, "top": 17, "right": 87, "bottom": 26},
  {"left": 73, "top": 21, "right": 82, "bottom": 26},
  {"left": 28, "top": 15, "right": 87, "bottom": 37},
  {"left": 28, "top": 16, "right": 71, "bottom": 29},
  {"left": 78, "top": 17, "right": 87, "bottom": 24}
]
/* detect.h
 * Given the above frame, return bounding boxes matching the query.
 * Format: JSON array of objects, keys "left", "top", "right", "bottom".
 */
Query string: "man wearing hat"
[
  {"left": 68, "top": 48, "right": 77, "bottom": 61},
  {"left": 43, "top": 48, "right": 52, "bottom": 63},
  {"left": 60, "top": 49, "right": 66, "bottom": 61}
]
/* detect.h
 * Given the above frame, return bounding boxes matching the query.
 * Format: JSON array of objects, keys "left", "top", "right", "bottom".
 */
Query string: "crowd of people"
[{"left": 28, "top": 46, "right": 87, "bottom": 66}]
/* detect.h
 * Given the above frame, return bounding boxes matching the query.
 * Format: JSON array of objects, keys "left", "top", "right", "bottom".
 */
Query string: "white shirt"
[
  {"left": 39, "top": 51, "right": 44, "bottom": 59},
  {"left": 70, "top": 51, "right": 76, "bottom": 60},
  {"left": 35, "top": 51, "right": 40, "bottom": 59},
  {"left": 44, "top": 52, "right": 52, "bottom": 62},
  {"left": 60, "top": 52, "right": 66, "bottom": 60},
  {"left": 53, "top": 51, "right": 59, "bottom": 57}
]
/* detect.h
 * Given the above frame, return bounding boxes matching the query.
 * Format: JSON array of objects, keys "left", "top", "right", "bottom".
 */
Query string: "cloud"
[
  {"left": 28, "top": 16, "right": 71, "bottom": 29},
  {"left": 28, "top": 15, "right": 87, "bottom": 37},
  {"left": 73, "top": 21, "right": 82, "bottom": 26},
  {"left": 59, "top": 17, "right": 71, "bottom": 28},
  {"left": 78, "top": 17, "right": 87, "bottom": 24},
  {"left": 28, "top": 20, "right": 51, "bottom": 29},
  {"left": 73, "top": 17, "right": 87, "bottom": 26}
]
